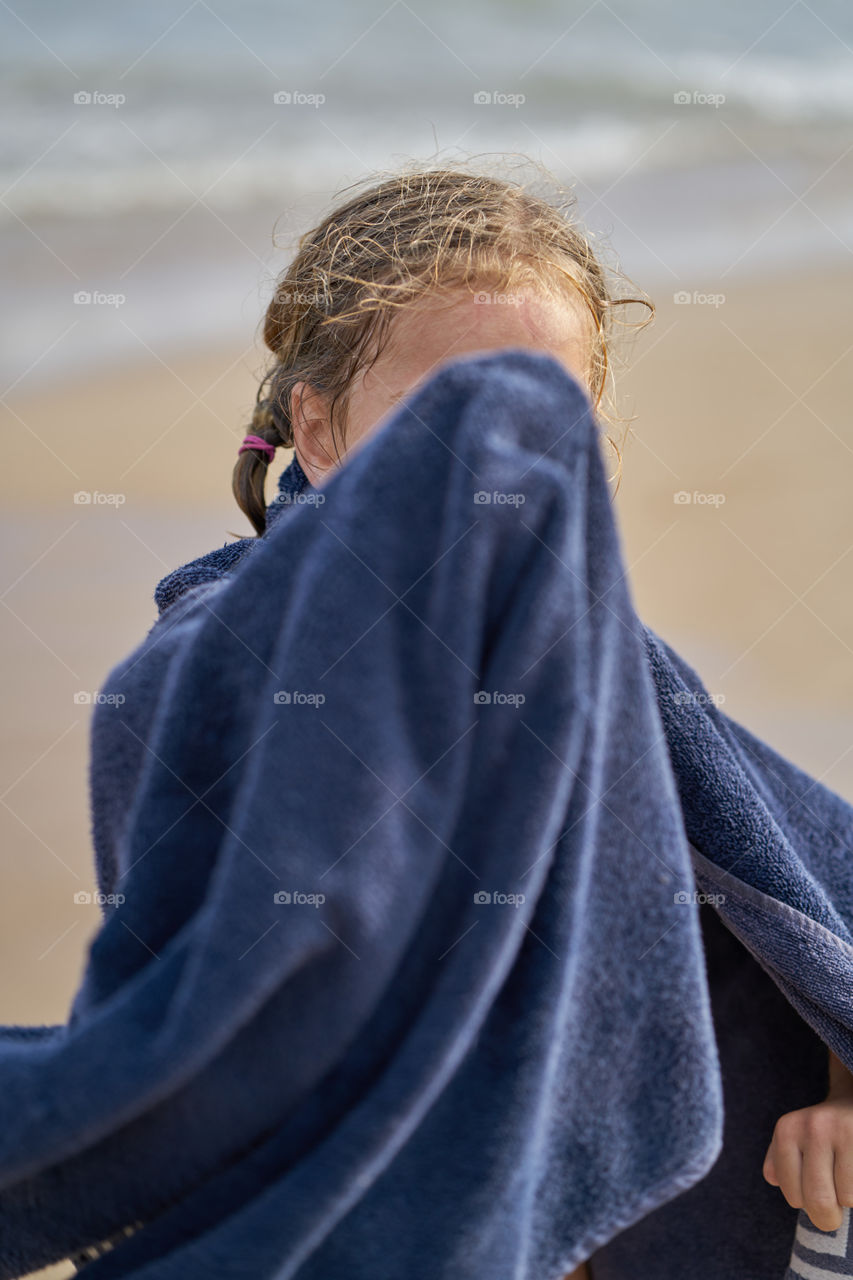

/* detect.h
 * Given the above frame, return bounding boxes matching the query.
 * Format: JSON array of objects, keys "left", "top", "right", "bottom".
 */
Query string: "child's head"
[{"left": 234, "top": 164, "right": 652, "bottom": 534}]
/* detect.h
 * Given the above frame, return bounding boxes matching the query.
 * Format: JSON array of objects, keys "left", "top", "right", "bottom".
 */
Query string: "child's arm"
[{"left": 763, "top": 1048, "right": 853, "bottom": 1232}]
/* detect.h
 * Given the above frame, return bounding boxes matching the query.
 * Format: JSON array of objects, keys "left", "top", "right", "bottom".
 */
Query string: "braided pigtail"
[{"left": 232, "top": 367, "right": 293, "bottom": 537}]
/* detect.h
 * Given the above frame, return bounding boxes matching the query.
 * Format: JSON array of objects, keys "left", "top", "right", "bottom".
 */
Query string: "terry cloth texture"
[{"left": 0, "top": 350, "right": 851, "bottom": 1280}]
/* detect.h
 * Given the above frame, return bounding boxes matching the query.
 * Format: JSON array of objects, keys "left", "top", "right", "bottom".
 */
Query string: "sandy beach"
[{"left": 2, "top": 262, "right": 851, "bottom": 1111}]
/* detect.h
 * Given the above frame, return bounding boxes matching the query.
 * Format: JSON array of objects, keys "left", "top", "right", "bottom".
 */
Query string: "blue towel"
[{"left": 0, "top": 350, "right": 851, "bottom": 1280}]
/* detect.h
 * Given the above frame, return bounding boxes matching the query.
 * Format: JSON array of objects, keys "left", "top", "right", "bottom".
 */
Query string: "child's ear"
[{"left": 289, "top": 381, "right": 337, "bottom": 483}]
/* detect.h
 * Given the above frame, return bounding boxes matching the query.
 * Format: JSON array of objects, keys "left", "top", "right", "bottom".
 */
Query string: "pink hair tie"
[{"left": 238, "top": 434, "right": 276, "bottom": 463}]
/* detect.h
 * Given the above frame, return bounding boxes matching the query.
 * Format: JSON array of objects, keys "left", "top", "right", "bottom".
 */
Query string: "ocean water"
[{"left": 1, "top": 0, "right": 852, "bottom": 386}]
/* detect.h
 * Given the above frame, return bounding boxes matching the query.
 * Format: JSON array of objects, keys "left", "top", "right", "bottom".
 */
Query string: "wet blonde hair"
[{"left": 233, "top": 161, "right": 653, "bottom": 535}]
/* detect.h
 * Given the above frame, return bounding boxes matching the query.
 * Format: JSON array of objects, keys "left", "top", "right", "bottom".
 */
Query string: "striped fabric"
[{"left": 786, "top": 1208, "right": 853, "bottom": 1278}]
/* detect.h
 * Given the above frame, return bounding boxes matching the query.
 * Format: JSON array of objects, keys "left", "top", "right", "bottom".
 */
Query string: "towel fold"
[{"left": 0, "top": 350, "right": 850, "bottom": 1279}]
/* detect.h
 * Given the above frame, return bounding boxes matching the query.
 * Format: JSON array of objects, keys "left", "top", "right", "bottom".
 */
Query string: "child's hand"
[{"left": 763, "top": 1049, "right": 853, "bottom": 1233}]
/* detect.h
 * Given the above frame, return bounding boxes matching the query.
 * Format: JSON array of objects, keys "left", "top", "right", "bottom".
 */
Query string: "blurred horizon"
[{"left": 2, "top": 0, "right": 853, "bottom": 386}]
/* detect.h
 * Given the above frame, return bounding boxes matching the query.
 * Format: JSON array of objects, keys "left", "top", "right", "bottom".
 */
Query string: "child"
[
  {"left": 232, "top": 164, "right": 640, "bottom": 529},
  {"left": 229, "top": 166, "right": 853, "bottom": 1274}
]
